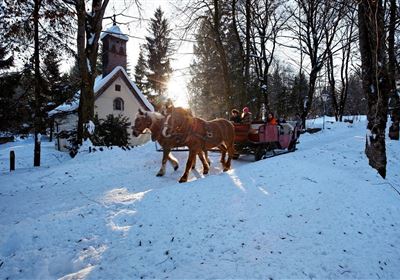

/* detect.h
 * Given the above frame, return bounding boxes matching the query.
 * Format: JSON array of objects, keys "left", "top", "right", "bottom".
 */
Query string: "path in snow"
[{"left": 0, "top": 119, "right": 399, "bottom": 279}]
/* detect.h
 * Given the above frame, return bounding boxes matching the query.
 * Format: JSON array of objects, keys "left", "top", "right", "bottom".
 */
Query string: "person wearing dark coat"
[
  {"left": 230, "top": 109, "right": 241, "bottom": 123},
  {"left": 241, "top": 107, "right": 253, "bottom": 124}
]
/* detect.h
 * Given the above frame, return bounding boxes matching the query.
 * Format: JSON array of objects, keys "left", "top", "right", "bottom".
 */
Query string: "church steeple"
[{"left": 100, "top": 21, "right": 129, "bottom": 77}]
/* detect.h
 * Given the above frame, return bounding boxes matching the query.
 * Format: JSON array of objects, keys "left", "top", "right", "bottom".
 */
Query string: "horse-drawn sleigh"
[
  {"left": 132, "top": 107, "right": 300, "bottom": 182},
  {"left": 233, "top": 121, "right": 300, "bottom": 161}
]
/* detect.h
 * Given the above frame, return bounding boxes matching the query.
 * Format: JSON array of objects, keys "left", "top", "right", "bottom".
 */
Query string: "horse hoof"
[
  {"left": 203, "top": 170, "right": 209, "bottom": 175},
  {"left": 174, "top": 165, "right": 179, "bottom": 171},
  {"left": 179, "top": 177, "right": 188, "bottom": 183},
  {"left": 156, "top": 172, "right": 164, "bottom": 177},
  {"left": 223, "top": 167, "right": 229, "bottom": 172}
]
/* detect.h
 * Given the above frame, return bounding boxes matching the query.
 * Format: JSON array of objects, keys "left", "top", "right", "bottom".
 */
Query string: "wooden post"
[{"left": 10, "top": 150, "right": 15, "bottom": 171}]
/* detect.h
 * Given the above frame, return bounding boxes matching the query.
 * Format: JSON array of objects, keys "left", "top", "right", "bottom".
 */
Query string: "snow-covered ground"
[{"left": 0, "top": 118, "right": 399, "bottom": 279}]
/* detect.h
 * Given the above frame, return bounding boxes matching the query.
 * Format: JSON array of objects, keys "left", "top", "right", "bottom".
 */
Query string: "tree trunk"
[
  {"left": 301, "top": 67, "right": 319, "bottom": 129},
  {"left": 388, "top": 0, "right": 399, "bottom": 140},
  {"left": 231, "top": 0, "right": 245, "bottom": 107},
  {"left": 75, "top": 0, "right": 109, "bottom": 145},
  {"left": 244, "top": 0, "right": 251, "bottom": 105},
  {"left": 326, "top": 46, "right": 339, "bottom": 121},
  {"left": 33, "top": 0, "right": 41, "bottom": 167},
  {"left": 76, "top": 0, "right": 92, "bottom": 145},
  {"left": 213, "top": 0, "right": 233, "bottom": 113},
  {"left": 49, "top": 118, "right": 53, "bottom": 142},
  {"left": 358, "top": 0, "right": 389, "bottom": 178},
  {"left": 338, "top": 31, "right": 352, "bottom": 122}
]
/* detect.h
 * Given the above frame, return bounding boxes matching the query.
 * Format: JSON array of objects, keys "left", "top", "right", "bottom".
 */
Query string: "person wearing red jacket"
[{"left": 267, "top": 112, "right": 277, "bottom": 125}]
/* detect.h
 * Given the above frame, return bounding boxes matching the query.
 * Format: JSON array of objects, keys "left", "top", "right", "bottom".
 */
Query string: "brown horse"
[
  {"left": 163, "top": 107, "right": 236, "bottom": 183},
  {"left": 132, "top": 109, "right": 210, "bottom": 177}
]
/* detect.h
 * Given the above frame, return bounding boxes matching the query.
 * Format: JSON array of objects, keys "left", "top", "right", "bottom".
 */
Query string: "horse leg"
[
  {"left": 168, "top": 152, "right": 179, "bottom": 171},
  {"left": 204, "top": 149, "right": 211, "bottom": 165},
  {"left": 157, "top": 148, "right": 170, "bottom": 176},
  {"left": 218, "top": 144, "right": 227, "bottom": 166},
  {"left": 197, "top": 150, "right": 210, "bottom": 175},
  {"left": 223, "top": 141, "right": 235, "bottom": 172},
  {"left": 192, "top": 156, "right": 196, "bottom": 170},
  {"left": 179, "top": 149, "right": 196, "bottom": 183}
]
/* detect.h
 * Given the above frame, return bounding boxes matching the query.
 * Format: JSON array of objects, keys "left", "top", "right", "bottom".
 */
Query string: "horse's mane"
[
  {"left": 173, "top": 107, "right": 193, "bottom": 117},
  {"left": 135, "top": 110, "right": 164, "bottom": 120},
  {"left": 145, "top": 111, "right": 165, "bottom": 141},
  {"left": 147, "top": 111, "right": 165, "bottom": 123}
]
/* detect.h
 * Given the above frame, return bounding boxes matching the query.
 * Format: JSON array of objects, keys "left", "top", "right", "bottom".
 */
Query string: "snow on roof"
[
  {"left": 48, "top": 66, "right": 154, "bottom": 117},
  {"left": 100, "top": 25, "right": 129, "bottom": 41},
  {"left": 48, "top": 93, "right": 80, "bottom": 117},
  {"left": 117, "top": 66, "right": 155, "bottom": 111}
]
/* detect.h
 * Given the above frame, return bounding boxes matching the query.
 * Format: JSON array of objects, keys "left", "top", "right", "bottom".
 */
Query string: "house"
[{"left": 49, "top": 24, "right": 154, "bottom": 151}]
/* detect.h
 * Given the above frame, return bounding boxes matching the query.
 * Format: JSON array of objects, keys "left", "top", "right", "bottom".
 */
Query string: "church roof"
[
  {"left": 48, "top": 66, "right": 154, "bottom": 117},
  {"left": 100, "top": 25, "right": 129, "bottom": 41}
]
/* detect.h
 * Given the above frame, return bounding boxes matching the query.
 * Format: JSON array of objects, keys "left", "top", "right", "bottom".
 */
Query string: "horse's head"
[
  {"left": 162, "top": 107, "right": 193, "bottom": 137},
  {"left": 132, "top": 108, "right": 152, "bottom": 137}
]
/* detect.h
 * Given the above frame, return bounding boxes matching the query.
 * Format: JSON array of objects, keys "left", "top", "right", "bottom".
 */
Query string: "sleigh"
[{"left": 233, "top": 121, "right": 300, "bottom": 161}]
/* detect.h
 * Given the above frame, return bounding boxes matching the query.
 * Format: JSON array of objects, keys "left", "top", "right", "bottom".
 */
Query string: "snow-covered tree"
[{"left": 0, "top": 45, "right": 13, "bottom": 69}]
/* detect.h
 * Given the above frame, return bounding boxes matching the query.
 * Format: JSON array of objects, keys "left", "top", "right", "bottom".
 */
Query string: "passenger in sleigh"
[
  {"left": 266, "top": 112, "right": 277, "bottom": 125},
  {"left": 241, "top": 107, "right": 253, "bottom": 124},
  {"left": 230, "top": 109, "right": 242, "bottom": 123}
]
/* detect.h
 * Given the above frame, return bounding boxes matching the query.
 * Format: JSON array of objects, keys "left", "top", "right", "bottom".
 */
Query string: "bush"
[{"left": 92, "top": 114, "right": 131, "bottom": 147}]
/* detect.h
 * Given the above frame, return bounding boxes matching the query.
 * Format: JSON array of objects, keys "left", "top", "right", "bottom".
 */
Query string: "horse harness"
[{"left": 165, "top": 114, "right": 214, "bottom": 145}]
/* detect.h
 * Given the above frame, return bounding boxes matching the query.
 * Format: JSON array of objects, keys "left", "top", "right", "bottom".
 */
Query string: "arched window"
[{"left": 113, "top": 98, "right": 124, "bottom": 111}]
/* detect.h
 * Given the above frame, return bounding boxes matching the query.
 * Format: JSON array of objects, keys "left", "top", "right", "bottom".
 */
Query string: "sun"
[{"left": 166, "top": 76, "right": 190, "bottom": 108}]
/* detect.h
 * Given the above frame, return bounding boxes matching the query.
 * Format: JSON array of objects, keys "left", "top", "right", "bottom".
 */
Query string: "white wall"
[
  {"left": 94, "top": 76, "right": 150, "bottom": 146},
  {"left": 54, "top": 113, "right": 78, "bottom": 151}
]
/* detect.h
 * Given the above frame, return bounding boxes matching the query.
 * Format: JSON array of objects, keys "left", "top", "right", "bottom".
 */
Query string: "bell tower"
[{"left": 101, "top": 17, "right": 128, "bottom": 77}]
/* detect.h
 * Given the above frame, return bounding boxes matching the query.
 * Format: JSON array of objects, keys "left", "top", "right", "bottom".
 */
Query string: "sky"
[
  {"left": 102, "top": 0, "right": 194, "bottom": 107},
  {"left": 58, "top": 0, "right": 352, "bottom": 109}
]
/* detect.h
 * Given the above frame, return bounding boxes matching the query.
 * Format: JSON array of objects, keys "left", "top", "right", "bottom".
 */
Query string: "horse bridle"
[
  {"left": 133, "top": 115, "right": 152, "bottom": 136},
  {"left": 162, "top": 114, "right": 172, "bottom": 138}
]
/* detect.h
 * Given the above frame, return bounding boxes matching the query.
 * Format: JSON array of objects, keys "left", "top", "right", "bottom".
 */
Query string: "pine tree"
[
  {"left": 134, "top": 45, "right": 149, "bottom": 95},
  {"left": 145, "top": 7, "right": 173, "bottom": 99},
  {"left": 188, "top": 20, "right": 226, "bottom": 119},
  {"left": 290, "top": 72, "right": 309, "bottom": 117},
  {"left": 0, "top": 72, "right": 22, "bottom": 132},
  {"left": 42, "top": 49, "right": 75, "bottom": 106},
  {"left": 1, "top": 0, "right": 74, "bottom": 166}
]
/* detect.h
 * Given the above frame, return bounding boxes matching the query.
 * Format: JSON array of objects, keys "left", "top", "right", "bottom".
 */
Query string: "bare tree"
[
  {"left": 326, "top": 3, "right": 358, "bottom": 122},
  {"left": 288, "top": 0, "right": 346, "bottom": 128},
  {"left": 248, "top": 0, "right": 289, "bottom": 110},
  {"left": 73, "top": 0, "right": 110, "bottom": 146},
  {"left": 388, "top": 0, "right": 399, "bottom": 140},
  {"left": 33, "top": 0, "right": 41, "bottom": 166},
  {"left": 358, "top": 0, "right": 390, "bottom": 178},
  {"left": 244, "top": 0, "right": 251, "bottom": 104}
]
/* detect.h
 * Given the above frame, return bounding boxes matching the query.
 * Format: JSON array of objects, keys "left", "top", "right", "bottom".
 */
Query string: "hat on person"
[{"left": 242, "top": 107, "right": 249, "bottom": 113}]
